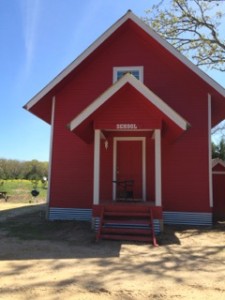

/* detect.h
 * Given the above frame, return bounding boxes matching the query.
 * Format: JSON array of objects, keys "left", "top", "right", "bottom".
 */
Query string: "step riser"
[
  {"left": 102, "top": 224, "right": 152, "bottom": 229},
  {"left": 102, "top": 219, "right": 151, "bottom": 226},
  {"left": 104, "top": 212, "right": 150, "bottom": 217},
  {"left": 102, "top": 228, "right": 153, "bottom": 235},
  {"left": 97, "top": 206, "right": 158, "bottom": 246}
]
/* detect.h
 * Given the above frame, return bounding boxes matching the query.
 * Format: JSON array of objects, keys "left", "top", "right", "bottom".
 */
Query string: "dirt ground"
[{"left": 0, "top": 202, "right": 225, "bottom": 300}]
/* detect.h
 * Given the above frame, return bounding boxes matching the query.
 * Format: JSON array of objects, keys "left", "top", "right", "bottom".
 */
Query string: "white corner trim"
[
  {"left": 208, "top": 94, "right": 213, "bottom": 208},
  {"left": 69, "top": 73, "right": 189, "bottom": 132},
  {"left": 24, "top": 10, "right": 225, "bottom": 112},
  {"left": 113, "top": 66, "right": 144, "bottom": 83},
  {"left": 46, "top": 96, "right": 56, "bottom": 216},
  {"left": 112, "top": 137, "right": 146, "bottom": 201}
]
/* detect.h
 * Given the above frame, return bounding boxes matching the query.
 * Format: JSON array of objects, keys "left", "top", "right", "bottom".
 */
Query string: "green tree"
[
  {"left": 0, "top": 159, "right": 21, "bottom": 179},
  {"left": 0, "top": 159, "right": 48, "bottom": 180},
  {"left": 212, "top": 139, "right": 225, "bottom": 160},
  {"left": 212, "top": 141, "right": 218, "bottom": 158},
  {"left": 23, "top": 160, "right": 48, "bottom": 180},
  {"left": 143, "top": 0, "right": 225, "bottom": 71}
]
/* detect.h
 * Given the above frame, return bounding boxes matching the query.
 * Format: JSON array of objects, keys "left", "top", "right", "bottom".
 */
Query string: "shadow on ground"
[{"left": 0, "top": 203, "right": 224, "bottom": 261}]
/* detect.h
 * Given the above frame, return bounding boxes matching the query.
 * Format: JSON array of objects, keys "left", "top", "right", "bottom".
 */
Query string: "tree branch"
[{"left": 143, "top": 0, "right": 225, "bottom": 71}]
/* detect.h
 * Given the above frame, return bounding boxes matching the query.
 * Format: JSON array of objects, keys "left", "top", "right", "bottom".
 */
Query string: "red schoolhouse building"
[{"left": 24, "top": 11, "right": 225, "bottom": 235}]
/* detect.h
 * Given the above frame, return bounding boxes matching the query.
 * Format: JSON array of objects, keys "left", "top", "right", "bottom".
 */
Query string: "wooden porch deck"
[{"left": 93, "top": 201, "right": 162, "bottom": 219}]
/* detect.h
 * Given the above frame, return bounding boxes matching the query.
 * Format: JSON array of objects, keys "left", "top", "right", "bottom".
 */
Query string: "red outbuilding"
[
  {"left": 212, "top": 158, "right": 225, "bottom": 220},
  {"left": 24, "top": 11, "right": 225, "bottom": 235}
]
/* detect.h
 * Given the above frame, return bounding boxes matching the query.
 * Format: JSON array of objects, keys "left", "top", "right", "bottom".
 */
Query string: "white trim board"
[
  {"left": 112, "top": 137, "right": 146, "bottom": 201},
  {"left": 212, "top": 171, "right": 225, "bottom": 175},
  {"left": 113, "top": 66, "right": 144, "bottom": 83},
  {"left": 208, "top": 94, "right": 213, "bottom": 208},
  {"left": 212, "top": 158, "right": 225, "bottom": 169},
  {"left": 24, "top": 10, "right": 225, "bottom": 112},
  {"left": 46, "top": 96, "right": 56, "bottom": 218},
  {"left": 69, "top": 73, "right": 189, "bottom": 132}
]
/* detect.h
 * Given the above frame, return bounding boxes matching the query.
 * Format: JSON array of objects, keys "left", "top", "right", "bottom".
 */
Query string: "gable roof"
[
  {"left": 212, "top": 158, "right": 225, "bottom": 169},
  {"left": 68, "top": 73, "right": 189, "bottom": 132},
  {"left": 24, "top": 10, "right": 225, "bottom": 113}
]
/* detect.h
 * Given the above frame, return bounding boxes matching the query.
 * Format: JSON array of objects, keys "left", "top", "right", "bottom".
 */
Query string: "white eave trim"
[
  {"left": 136, "top": 14, "right": 225, "bottom": 98},
  {"left": 24, "top": 10, "right": 225, "bottom": 111},
  {"left": 212, "top": 158, "right": 225, "bottom": 169},
  {"left": 69, "top": 73, "right": 189, "bottom": 131}
]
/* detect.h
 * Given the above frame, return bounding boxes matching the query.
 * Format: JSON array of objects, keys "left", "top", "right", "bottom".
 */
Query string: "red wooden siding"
[
  {"left": 93, "top": 85, "right": 162, "bottom": 128},
  {"left": 48, "top": 18, "right": 211, "bottom": 213},
  {"left": 213, "top": 163, "right": 225, "bottom": 172}
]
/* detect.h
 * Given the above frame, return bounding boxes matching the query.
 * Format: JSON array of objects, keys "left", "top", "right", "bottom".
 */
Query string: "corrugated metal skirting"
[
  {"left": 163, "top": 211, "right": 212, "bottom": 226},
  {"left": 48, "top": 208, "right": 212, "bottom": 228},
  {"left": 49, "top": 207, "right": 92, "bottom": 221}
]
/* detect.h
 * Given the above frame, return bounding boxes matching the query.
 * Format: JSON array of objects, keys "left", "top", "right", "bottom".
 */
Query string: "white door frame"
[{"left": 113, "top": 137, "right": 146, "bottom": 201}]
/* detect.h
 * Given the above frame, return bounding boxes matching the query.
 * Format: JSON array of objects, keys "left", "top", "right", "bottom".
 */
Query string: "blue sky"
[{"left": 0, "top": 0, "right": 224, "bottom": 162}]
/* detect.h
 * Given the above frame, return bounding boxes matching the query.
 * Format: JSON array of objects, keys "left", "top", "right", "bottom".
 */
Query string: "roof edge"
[
  {"left": 212, "top": 158, "right": 225, "bottom": 168},
  {"left": 131, "top": 13, "right": 225, "bottom": 97},
  {"left": 24, "top": 10, "right": 134, "bottom": 111},
  {"left": 24, "top": 10, "right": 225, "bottom": 112}
]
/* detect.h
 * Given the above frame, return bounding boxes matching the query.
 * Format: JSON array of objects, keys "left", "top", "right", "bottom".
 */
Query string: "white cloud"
[{"left": 21, "top": 0, "right": 41, "bottom": 76}]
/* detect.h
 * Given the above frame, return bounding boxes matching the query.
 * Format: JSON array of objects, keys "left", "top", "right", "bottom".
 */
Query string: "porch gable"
[{"left": 68, "top": 73, "right": 189, "bottom": 142}]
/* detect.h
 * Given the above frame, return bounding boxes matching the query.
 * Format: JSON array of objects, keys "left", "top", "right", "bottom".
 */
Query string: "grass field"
[
  {"left": 0, "top": 179, "right": 47, "bottom": 203},
  {"left": 0, "top": 204, "right": 92, "bottom": 242}
]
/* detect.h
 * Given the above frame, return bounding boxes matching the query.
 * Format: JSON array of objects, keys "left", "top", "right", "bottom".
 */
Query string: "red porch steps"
[{"left": 96, "top": 205, "right": 158, "bottom": 246}]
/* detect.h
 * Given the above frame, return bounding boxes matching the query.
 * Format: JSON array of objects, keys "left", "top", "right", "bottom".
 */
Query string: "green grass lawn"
[
  {"left": 0, "top": 179, "right": 47, "bottom": 203},
  {"left": 0, "top": 203, "right": 94, "bottom": 243}
]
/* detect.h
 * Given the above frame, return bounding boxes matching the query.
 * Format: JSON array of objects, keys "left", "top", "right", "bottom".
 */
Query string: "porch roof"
[{"left": 68, "top": 73, "right": 190, "bottom": 142}]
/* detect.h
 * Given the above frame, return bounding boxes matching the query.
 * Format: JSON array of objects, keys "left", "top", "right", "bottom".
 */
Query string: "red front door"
[{"left": 116, "top": 140, "right": 142, "bottom": 199}]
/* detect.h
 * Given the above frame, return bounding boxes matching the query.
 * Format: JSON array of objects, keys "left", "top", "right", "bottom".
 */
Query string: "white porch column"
[
  {"left": 93, "top": 129, "right": 101, "bottom": 205},
  {"left": 155, "top": 129, "right": 162, "bottom": 206}
]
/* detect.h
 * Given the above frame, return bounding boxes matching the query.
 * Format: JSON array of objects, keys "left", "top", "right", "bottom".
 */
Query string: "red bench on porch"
[{"left": 112, "top": 180, "right": 134, "bottom": 201}]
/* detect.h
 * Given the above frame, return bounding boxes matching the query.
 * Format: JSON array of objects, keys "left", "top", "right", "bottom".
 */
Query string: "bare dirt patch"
[{"left": 0, "top": 203, "right": 225, "bottom": 300}]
